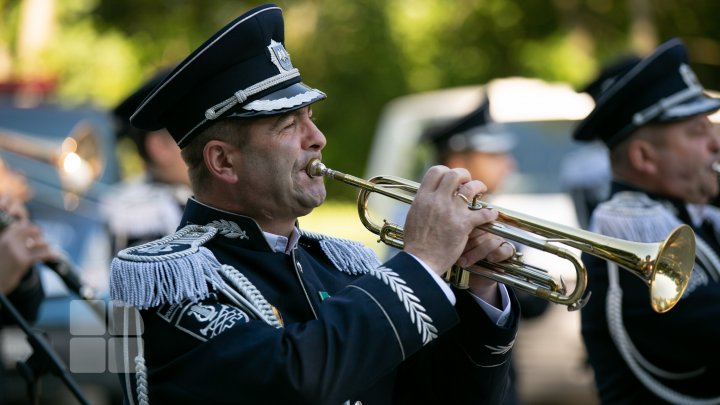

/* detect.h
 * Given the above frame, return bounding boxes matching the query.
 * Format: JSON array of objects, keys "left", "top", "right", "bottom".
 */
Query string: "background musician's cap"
[
  {"left": 423, "top": 98, "right": 516, "bottom": 155},
  {"left": 580, "top": 54, "right": 642, "bottom": 102},
  {"left": 573, "top": 38, "right": 720, "bottom": 148},
  {"left": 129, "top": 3, "right": 326, "bottom": 148},
  {"left": 112, "top": 68, "right": 172, "bottom": 138}
]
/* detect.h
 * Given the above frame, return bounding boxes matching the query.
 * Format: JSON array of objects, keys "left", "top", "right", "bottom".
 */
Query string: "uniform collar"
[{"left": 179, "top": 197, "right": 277, "bottom": 251}]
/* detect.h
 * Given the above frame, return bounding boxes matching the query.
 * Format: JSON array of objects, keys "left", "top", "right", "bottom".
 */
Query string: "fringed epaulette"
[
  {"left": 110, "top": 225, "right": 227, "bottom": 309},
  {"left": 590, "top": 192, "right": 682, "bottom": 242},
  {"left": 299, "top": 229, "right": 381, "bottom": 275}
]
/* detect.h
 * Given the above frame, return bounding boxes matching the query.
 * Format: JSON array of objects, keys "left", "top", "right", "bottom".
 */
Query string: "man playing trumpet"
[{"left": 111, "top": 4, "right": 519, "bottom": 404}]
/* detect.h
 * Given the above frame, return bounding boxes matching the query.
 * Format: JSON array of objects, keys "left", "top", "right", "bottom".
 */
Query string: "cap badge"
[{"left": 268, "top": 40, "right": 293, "bottom": 72}]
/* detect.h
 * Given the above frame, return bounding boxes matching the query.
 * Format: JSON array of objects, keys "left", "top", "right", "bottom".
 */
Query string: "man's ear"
[
  {"left": 627, "top": 139, "right": 659, "bottom": 175},
  {"left": 203, "top": 140, "right": 239, "bottom": 184}
]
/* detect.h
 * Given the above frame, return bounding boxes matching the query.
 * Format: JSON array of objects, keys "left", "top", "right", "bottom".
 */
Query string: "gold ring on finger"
[
  {"left": 500, "top": 240, "right": 517, "bottom": 257},
  {"left": 454, "top": 192, "right": 470, "bottom": 205}
]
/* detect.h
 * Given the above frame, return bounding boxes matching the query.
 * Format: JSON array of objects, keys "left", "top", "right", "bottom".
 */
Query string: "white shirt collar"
[{"left": 262, "top": 227, "right": 300, "bottom": 254}]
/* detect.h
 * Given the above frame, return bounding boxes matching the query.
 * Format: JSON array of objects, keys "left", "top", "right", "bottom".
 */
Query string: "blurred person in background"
[
  {"left": 560, "top": 55, "right": 641, "bottom": 229},
  {"left": 100, "top": 67, "right": 192, "bottom": 254},
  {"left": 424, "top": 98, "right": 549, "bottom": 405},
  {"left": 573, "top": 38, "right": 720, "bottom": 404},
  {"left": 109, "top": 4, "right": 521, "bottom": 404},
  {"left": 0, "top": 162, "right": 54, "bottom": 401},
  {"left": 423, "top": 98, "right": 517, "bottom": 198}
]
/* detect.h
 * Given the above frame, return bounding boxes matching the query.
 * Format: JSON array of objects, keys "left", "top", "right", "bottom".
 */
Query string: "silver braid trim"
[
  {"left": 134, "top": 354, "right": 148, "bottom": 405},
  {"left": 134, "top": 311, "right": 149, "bottom": 405},
  {"left": 299, "top": 229, "right": 437, "bottom": 344},
  {"left": 122, "top": 307, "right": 136, "bottom": 405},
  {"left": 368, "top": 266, "right": 438, "bottom": 345},
  {"left": 605, "top": 262, "right": 720, "bottom": 404},
  {"left": 216, "top": 265, "right": 281, "bottom": 328}
]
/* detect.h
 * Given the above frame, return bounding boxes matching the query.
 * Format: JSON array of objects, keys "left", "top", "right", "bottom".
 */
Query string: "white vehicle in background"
[{"left": 364, "top": 77, "right": 601, "bottom": 404}]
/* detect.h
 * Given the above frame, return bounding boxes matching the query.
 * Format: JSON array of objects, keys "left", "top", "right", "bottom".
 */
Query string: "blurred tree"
[
  {"left": 0, "top": 0, "right": 142, "bottom": 107},
  {"left": 2, "top": 0, "right": 720, "bottom": 198}
]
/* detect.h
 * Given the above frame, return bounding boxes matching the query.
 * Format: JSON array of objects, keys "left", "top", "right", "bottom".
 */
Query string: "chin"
[{"left": 299, "top": 190, "right": 326, "bottom": 212}]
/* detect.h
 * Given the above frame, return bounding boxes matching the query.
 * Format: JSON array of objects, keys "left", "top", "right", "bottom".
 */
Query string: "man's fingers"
[{"left": 458, "top": 233, "right": 514, "bottom": 267}]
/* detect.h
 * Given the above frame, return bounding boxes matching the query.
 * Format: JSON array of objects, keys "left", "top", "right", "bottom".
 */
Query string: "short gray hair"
[{"left": 181, "top": 119, "right": 250, "bottom": 194}]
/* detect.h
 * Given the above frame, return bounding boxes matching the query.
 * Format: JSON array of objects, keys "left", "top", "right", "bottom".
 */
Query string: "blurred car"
[{"left": 0, "top": 93, "right": 123, "bottom": 404}]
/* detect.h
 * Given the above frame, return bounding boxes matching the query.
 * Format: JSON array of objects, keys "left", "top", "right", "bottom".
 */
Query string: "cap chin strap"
[{"left": 204, "top": 68, "right": 300, "bottom": 120}]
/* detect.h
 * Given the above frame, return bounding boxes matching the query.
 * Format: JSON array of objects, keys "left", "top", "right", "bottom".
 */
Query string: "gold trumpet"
[{"left": 306, "top": 159, "right": 696, "bottom": 313}]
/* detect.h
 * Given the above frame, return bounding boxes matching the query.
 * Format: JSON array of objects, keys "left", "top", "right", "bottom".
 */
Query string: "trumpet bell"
[{"left": 650, "top": 224, "right": 695, "bottom": 313}]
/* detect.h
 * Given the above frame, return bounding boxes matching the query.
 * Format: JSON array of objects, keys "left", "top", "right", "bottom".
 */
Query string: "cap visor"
[
  {"left": 227, "top": 82, "right": 326, "bottom": 118},
  {"left": 466, "top": 133, "right": 517, "bottom": 153}
]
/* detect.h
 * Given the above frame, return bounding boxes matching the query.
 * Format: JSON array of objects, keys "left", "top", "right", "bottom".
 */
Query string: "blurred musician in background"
[
  {"left": 0, "top": 162, "right": 54, "bottom": 400},
  {"left": 573, "top": 38, "right": 720, "bottom": 404},
  {"left": 423, "top": 98, "right": 548, "bottom": 404},
  {"left": 100, "top": 67, "right": 191, "bottom": 254}
]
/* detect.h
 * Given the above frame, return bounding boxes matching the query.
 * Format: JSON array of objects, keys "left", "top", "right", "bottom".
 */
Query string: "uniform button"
[
  {"left": 297, "top": 262, "right": 303, "bottom": 273},
  {"left": 353, "top": 402, "right": 362, "bottom": 405}
]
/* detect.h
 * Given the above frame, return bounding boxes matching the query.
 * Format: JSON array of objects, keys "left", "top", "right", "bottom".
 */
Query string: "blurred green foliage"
[{"left": 3, "top": 0, "right": 720, "bottom": 199}]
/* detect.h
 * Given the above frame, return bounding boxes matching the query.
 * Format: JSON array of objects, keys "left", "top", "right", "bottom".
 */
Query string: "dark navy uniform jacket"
[
  {"left": 112, "top": 198, "right": 519, "bottom": 404},
  {"left": 581, "top": 182, "right": 720, "bottom": 404}
]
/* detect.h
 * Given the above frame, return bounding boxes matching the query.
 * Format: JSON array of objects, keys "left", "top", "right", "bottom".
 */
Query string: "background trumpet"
[
  {"left": 0, "top": 120, "right": 103, "bottom": 210},
  {"left": 307, "top": 158, "right": 696, "bottom": 313}
]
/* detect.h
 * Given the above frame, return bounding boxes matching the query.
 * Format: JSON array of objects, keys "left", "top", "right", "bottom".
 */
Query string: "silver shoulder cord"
[
  {"left": 605, "top": 261, "right": 720, "bottom": 404},
  {"left": 122, "top": 304, "right": 147, "bottom": 405}
]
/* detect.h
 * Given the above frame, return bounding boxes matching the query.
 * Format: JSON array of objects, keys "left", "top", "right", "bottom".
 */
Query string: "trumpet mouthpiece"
[{"left": 306, "top": 159, "right": 326, "bottom": 178}]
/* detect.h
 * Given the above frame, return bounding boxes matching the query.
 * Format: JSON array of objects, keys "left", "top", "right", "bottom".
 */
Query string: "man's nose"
[{"left": 304, "top": 120, "right": 326, "bottom": 151}]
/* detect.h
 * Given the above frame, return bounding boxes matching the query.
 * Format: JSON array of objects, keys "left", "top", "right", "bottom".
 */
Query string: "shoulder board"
[
  {"left": 110, "top": 225, "right": 226, "bottom": 309},
  {"left": 299, "top": 229, "right": 380, "bottom": 275}
]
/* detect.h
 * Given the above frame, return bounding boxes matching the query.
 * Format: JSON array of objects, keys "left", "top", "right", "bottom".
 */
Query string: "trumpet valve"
[{"left": 444, "top": 265, "right": 471, "bottom": 289}]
